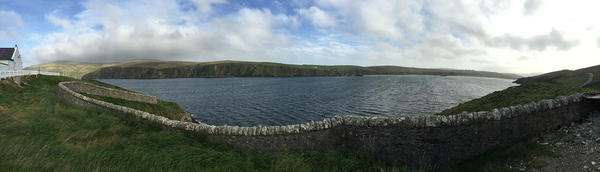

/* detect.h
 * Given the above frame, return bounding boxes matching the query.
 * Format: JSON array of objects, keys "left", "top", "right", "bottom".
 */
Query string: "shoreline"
[{"left": 90, "top": 73, "right": 519, "bottom": 81}]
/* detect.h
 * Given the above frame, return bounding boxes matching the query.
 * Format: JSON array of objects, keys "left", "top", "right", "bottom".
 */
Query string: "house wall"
[
  {"left": 0, "top": 47, "right": 19, "bottom": 71},
  {"left": 0, "top": 61, "right": 9, "bottom": 71},
  {"left": 8, "top": 60, "right": 14, "bottom": 71},
  {"left": 12, "top": 46, "right": 21, "bottom": 70}
]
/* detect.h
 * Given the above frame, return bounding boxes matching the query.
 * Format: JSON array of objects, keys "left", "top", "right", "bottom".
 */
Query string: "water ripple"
[{"left": 99, "top": 75, "right": 517, "bottom": 126}]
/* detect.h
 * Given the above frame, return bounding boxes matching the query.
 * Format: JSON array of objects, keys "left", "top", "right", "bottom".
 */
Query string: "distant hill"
[{"left": 27, "top": 59, "right": 521, "bottom": 79}]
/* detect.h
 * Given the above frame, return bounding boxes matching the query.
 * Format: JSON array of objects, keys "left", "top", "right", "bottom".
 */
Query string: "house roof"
[{"left": 0, "top": 48, "right": 15, "bottom": 61}]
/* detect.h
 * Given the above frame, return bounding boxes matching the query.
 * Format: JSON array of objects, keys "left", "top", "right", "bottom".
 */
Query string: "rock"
[{"left": 180, "top": 112, "right": 196, "bottom": 123}]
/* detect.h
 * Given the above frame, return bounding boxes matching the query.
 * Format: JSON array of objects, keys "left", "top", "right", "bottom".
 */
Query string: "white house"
[{"left": 0, "top": 44, "right": 22, "bottom": 71}]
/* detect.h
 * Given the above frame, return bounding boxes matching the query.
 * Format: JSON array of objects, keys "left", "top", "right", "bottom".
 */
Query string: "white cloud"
[
  {"left": 0, "top": 10, "right": 24, "bottom": 40},
  {"left": 46, "top": 11, "right": 73, "bottom": 30},
  {"left": 523, "top": 0, "right": 543, "bottom": 16},
  {"left": 486, "top": 29, "right": 579, "bottom": 51},
  {"left": 316, "top": 0, "right": 426, "bottom": 42},
  {"left": 308, "top": 0, "right": 600, "bottom": 73},
  {"left": 31, "top": 0, "right": 295, "bottom": 64},
  {"left": 296, "top": 6, "right": 336, "bottom": 28}
]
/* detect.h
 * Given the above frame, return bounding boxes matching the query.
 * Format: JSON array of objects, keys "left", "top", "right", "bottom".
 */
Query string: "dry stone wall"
[
  {"left": 58, "top": 81, "right": 599, "bottom": 166},
  {"left": 63, "top": 82, "right": 157, "bottom": 104}
]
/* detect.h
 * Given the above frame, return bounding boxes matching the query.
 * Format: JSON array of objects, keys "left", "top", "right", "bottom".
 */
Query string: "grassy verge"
[
  {"left": 0, "top": 75, "right": 408, "bottom": 171},
  {"left": 80, "top": 92, "right": 187, "bottom": 121}
]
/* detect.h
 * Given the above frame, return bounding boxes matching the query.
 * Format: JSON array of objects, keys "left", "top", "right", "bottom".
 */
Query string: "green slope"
[
  {"left": 27, "top": 59, "right": 521, "bottom": 79},
  {"left": 24, "top": 59, "right": 197, "bottom": 79},
  {"left": 437, "top": 65, "right": 600, "bottom": 116},
  {"left": 515, "top": 64, "right": 600, "bottom": 89}
]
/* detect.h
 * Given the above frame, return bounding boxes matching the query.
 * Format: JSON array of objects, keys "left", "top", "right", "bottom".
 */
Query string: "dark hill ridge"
[{"left": 68, "top": 60, "right": 521, "bottom": 79}]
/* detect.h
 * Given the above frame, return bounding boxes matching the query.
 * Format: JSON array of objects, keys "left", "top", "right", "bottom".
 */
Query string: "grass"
[
  {"left": 441, "top": 141, "right": 557, "bottom": 172},
  {"left": 0, "top": 75, "right": 411, "bottom": 171},
  {"left": 81, "top": 92, "right": 188, "bottom": 121}
]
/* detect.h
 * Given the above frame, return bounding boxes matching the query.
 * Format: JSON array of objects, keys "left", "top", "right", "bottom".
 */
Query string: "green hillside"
[
  {"left": 437, "top": 65, "right": 600, "bottom": 116},
  {"left": 27, "top": 60, "right": 521, "bottom": 79},
  {"left": 24, "top": 61, "right": 110, "bottom": 79},
  {"left": 514, "top": 64, "right": 600, "bottom": 89},
  {"left": 23, "top": 60, "right": 198, "bottom": 79}
]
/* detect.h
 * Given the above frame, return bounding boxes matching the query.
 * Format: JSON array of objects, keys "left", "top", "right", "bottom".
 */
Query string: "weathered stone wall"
[
  {"left": 58, "top": 81, "right": 599, "bottom": 166},
  {"left": 343, "top": 99, "right": 596, "bottom": 165},
  {"left": 63, "top": 82, "right": 157, "bottom": 104},
  {"left": 59, "top": 82, "right": 102, "bottom": 108}
]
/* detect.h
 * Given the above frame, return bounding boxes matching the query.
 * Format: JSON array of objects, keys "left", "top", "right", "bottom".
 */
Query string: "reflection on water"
[{"left": 99, "top": 75, "right": 517, "bottom": 126}]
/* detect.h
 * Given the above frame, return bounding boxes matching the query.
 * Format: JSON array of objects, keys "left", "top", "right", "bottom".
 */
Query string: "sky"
[{"left": 1, "top": 0, "right": 600, "bottom": 74}]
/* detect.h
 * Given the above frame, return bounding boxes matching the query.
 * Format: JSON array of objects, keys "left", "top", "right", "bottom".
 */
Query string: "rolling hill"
[
  {"left": 24, "top": 61, "right": 120, "bottom": 79},
  {"left": 26, "top": 59, "right": 521, "bottom": 79}
]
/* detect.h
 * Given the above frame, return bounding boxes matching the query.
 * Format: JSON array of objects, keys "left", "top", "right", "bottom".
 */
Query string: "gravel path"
[
  {"left": 516, "top": 112, "right": 600, "bottom": 171},
  {"left": 579, "top": 73, "right": 594, "bottom": 88}
]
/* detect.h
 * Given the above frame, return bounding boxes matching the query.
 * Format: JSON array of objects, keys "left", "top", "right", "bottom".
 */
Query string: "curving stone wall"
[
  {"left": 63, "top": 81, "right": 157, "bottom": 104},
  {"left": 58, "top": 81, "right": 599, "bottom": 166}
]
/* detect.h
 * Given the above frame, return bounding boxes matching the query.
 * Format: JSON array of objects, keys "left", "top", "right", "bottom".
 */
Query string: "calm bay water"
[{"left": 98, "top": 75, "right": 517, "bottom": 126}]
